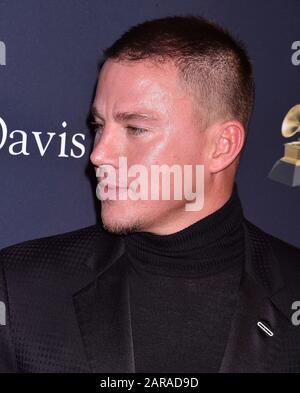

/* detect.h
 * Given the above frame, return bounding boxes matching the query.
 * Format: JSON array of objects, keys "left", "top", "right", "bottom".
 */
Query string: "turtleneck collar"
[{"left": 124, "top": 183, "right": 245, "bottom": 277}]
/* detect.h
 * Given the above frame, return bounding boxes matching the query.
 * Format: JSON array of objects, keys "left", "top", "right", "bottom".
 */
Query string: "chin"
[
  {"left": 100, "top": 202, "right": 144, "bottom": 235},
  {"left": 102, "top": 220, "right": 143, "bottom": 235}
]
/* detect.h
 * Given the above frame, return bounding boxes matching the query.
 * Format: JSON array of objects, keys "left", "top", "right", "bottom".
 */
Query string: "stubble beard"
[{"left": 101, "top": 202, "right": 145, "bottom": 235}]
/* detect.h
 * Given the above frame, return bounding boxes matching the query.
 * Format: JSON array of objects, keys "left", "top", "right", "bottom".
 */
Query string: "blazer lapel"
[
  {"left": 219, "top": 272, "right": 284, "bottom": 372},
  {"left": 72, "top": 230, "right": 135, "bottom": 373},
  {"left": 219, "top": 220, "right": 291, "bottom": 372}
]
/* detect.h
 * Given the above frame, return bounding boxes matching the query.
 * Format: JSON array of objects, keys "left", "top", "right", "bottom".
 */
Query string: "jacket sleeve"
[{"left": 0, "top": 257, "right": 18, "bottom": 372}]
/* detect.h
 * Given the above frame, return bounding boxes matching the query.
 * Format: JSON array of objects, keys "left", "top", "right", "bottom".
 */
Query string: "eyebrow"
[{"left": 91, "top": 107, "right": 160, "bottom": 123}]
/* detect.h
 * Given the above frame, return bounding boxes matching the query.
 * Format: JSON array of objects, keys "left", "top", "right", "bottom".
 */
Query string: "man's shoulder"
[
  {"left": 244, "top": 218, "right": 300, "bottom": 288},
  {"left": 244, "top": 218, "right": 300, "bottom": 256},
  {"left": 0, "top": 224, "right": 105, "bottom": 285}
]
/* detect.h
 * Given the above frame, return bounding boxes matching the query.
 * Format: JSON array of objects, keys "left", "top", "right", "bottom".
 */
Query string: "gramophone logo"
[
  {"left": 0, "top": 41, "right": 6, "bottom": 66},
  {"left": 269, "top": 104, "right": 300, "bottom": 187}
]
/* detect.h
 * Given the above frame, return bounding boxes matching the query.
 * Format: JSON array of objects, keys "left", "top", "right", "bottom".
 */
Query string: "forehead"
[{"left": 93, "top": 59, "right": 186, "bottom": 113}]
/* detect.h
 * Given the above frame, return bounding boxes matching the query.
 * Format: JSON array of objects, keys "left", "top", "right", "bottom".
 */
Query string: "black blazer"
[{"left": 0, "top": 218, "right": 300, "bottom": 373}]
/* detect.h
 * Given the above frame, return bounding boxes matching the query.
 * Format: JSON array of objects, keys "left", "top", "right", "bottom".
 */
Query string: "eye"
[
  {"left": 127, "top": 126, "right": 148, "bottom": 135},
  {"left": 90, "top": 121, "right": 104, "bottom": 134}
]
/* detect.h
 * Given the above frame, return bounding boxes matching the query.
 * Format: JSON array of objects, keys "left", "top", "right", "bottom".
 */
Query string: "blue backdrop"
[{"left": 0, "top": 0, "right": 299, "bottom": 249}]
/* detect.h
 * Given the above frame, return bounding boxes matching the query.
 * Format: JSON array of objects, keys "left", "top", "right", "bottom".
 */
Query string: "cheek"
[{"left": 126, "top": 132, "right": 171, "bottom": 168}]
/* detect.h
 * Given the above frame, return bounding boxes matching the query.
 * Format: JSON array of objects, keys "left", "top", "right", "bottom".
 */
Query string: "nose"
[{"left": 90, "top": 125, "right": 124, "bottom": 169}]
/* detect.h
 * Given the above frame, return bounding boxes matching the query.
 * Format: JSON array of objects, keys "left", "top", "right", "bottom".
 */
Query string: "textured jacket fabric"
[{"left": 0, "top": 219, "right": 300, "bottom": 373}]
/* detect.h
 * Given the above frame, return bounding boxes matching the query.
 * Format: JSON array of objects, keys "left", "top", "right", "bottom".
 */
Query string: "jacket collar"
[{"left": 72, "top": 220, "right": 292, "bottom": 373}]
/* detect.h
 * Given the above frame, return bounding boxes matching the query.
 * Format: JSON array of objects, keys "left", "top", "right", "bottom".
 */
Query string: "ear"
[{"left": 209, "top": 120, "right": 245, "bottom": 174}]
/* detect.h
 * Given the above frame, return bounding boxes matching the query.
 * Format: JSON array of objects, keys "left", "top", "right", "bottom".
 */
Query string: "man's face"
[{"left": 90, "top": 59, "right": 210, "bottom": 234}]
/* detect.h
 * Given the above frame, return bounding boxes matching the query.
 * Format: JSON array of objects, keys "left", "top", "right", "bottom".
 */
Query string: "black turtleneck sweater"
[{"left": 124, "top": 184, "right": 245, "bottom": 373}]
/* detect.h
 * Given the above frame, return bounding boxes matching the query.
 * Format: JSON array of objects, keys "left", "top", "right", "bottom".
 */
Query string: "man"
[{"left": 1, "top": 15, "right": 300, "bottom": 373}]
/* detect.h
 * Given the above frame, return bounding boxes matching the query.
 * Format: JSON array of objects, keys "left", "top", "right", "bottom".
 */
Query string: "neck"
[
  {"left": 139, "top": 181, "right": 234, "bottom": 235},
  {"left": 124, "top": 182, "right": 244, "bottom": 277}
]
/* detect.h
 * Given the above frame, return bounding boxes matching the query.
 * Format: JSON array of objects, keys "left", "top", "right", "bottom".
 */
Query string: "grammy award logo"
[{"left": 269, "top": 104, "right": 300, "bottom": 187}]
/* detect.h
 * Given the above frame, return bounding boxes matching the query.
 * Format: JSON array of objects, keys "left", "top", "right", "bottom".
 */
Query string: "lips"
[
  {"left": 97, "top": 183, "right": 128, "bottom": 192},
  {"left": 107, "top": 185, "right": 127, "bottom": 190},
  {"left": 98, "top": 183, "right": 127, "bottom": 189},
  {"left": 97, "top": 178, "right": 128, "bottom": 189}
]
